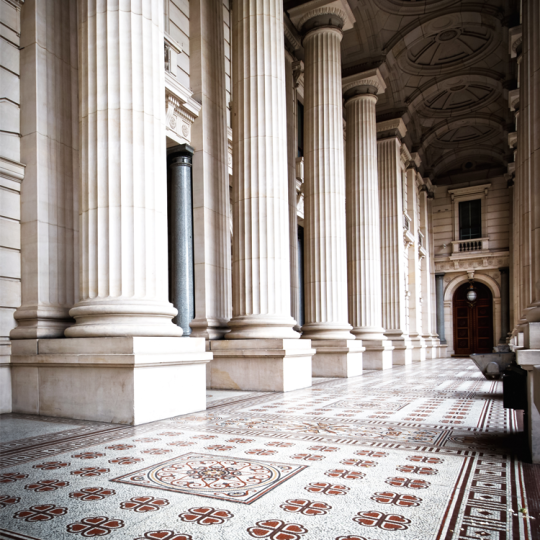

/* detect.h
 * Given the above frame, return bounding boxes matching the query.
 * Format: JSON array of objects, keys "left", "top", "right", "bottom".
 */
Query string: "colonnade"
[
  {"left": 208, "top": 2, "right": 441, "bottom": 387},
  {"left": 8, "top": 0, "right": 442, "bottom": 425}
]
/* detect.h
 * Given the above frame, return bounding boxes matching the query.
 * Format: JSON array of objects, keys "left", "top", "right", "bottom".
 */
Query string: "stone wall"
[
  {"left": 0, "top": 0, "right": 23, "bottom": 413},
  {"left": 165, "top": 0, "right": 190, "bottom": 89}
]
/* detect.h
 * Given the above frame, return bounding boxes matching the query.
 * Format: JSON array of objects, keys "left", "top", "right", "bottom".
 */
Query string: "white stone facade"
[{"left": 0, "top": 0, "right": 538, "bottom": 461}]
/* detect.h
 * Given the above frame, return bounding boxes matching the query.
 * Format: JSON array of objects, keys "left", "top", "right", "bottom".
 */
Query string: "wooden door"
[{"left": 453, "top": 282, "right": 493, "bottom": 356}]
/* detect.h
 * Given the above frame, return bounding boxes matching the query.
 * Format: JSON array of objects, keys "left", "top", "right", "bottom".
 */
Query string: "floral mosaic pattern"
[
  {"left": 0, "top": 358, "right": 532, "bottom": 540},
  {"left": 111, "top": 453, "right": 307, "bottom": 504},
  {"left": 66, "top": 516, "right": 124, "bottom": 536}
]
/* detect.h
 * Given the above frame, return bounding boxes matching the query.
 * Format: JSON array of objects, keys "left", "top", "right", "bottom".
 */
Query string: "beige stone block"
[
  {"left": 0, "top": 133, "right": 20, "bottom": 163},
  {"left": 0, "top": 186, "right": 20, "bottom": 220},
  {"left": 0, "top": 277, "right": 20, "bottom": 307},
  {"left": 11, "top": 365, "right": 39, "bottom": 414},
  {"left": 209, "top": 339, "right": 315, "bottom": 392},
  {"left": 0, "top": 38, "right": 19, "bottom": 74},
  {"left": 0, "top": 66, "right": 19, "bottom": 104},
  {"left": 362, "top": 339, "right": 394, "bottom": 370},
  {"left": 311, "top": 339, "right": 364, "bottom": 378},
  {"left": 0, "top": 99, "right": 20, "bottom": 133},
  {"left": 0, "top": 308, "right": 16, "bottom": 338},
  {"left": 0, "top": 247, "right": 20, "bottom": 279},
  {"left": 0, "top": 0, "right": 20, "bottom": 32},
  {"left": 0, "top": 362, "right": 11, "bottom": 413}
]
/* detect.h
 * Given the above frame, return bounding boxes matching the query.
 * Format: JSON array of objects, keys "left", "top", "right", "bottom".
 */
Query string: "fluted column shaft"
[
  {"left": 66, "top": 0, "right": 180, "bottom": 337},
  {"left": 345, "top": 94, "right": 385, "bottom": 339},
  {"left": 190, "top": 0, "right": 232, "bottom": 339},
  {"left": 302, "top": 25, "right": 353, "bottom": 340},
  {"left": 227, "top": 0, "right": 296, "bottom": 339},
  {"left": 378, "top": 138, "right": 407, "bottom": 335},
  {"left": 419, "top": 189, "right": 434, "bottom": 338},
  {"left": 285, "top": 52, "right": 300, "bottom": 330},
  {"left": 11, "top": 0, "right": 79, "bottom": 339}
]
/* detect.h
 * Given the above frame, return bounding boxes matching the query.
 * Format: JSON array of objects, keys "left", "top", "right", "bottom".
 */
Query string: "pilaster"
[
  {"left": 405, "top": 164, "right": 426, "bottom": 362},
  {"left": 210, "top": 0, "right": 313, "bottom": 390},
  {"left": 343, "top": 69, "right": 393, "bottom": 370},
  {"left": 189, "top": 0, "right": 232, "bottom": 340},
  {"left": 290, "top": 4, "right": 360, "bottom": 377},
  {"left": 377, "top": 121, "right": 413, "bottom": 365},
  {"left": 11, "top": 0, "right": 79, "bottom": 339}
]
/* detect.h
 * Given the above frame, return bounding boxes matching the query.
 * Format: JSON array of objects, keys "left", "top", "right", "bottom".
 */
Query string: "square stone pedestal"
[
  {"left": 386, "top": 335, "right": 413, "bottom": 365},
  {"left": 410, "top": 336, "right": 427, "bottom": 362},
  {"left": 310, "top": 339, "right": 364, "bottom": 378},
  {"left": 362, "top": 339, "right": 394, "bottom": 370},
  {"left": 10, "top": 337, "right": 212, "bottom": 425},
  {"left": 422, "top": 337, "right": 439, "bottom": 359},
  {"left": 208, "top": 339, "right": 315, "bottom": 392}
]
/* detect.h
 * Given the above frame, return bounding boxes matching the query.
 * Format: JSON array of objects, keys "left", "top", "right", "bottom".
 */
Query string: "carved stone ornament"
[
  {"left": 343, "top": 79, "right": 382, "bottom": 95},
  {"left": 298, "top": 7, "right": 347, "bottom": 31}
]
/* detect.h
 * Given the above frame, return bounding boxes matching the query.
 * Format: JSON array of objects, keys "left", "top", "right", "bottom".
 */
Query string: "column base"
[
  {"left": 10, "top": 305, "right": 73, "bottom": 339},
  {"left": 65, "top": 300, "right": 183, "bottom": 338},
  {"left": 311, "top": 339, "right": 364, "bottom": 378},
  {"left": 190, "top": 317, "right": 231, "bottom": 340},
  {"left": 386, "top": 335, "right": 413, "bottom": 365},
  {"left": 362, "top": 339, "right": 394, "bottom": 370},
  {"left": 10, "top": 337, "right": 211, "bottom": 425},
  {"left": 209, "top": 339, "right": 315, "bottom": 392}
]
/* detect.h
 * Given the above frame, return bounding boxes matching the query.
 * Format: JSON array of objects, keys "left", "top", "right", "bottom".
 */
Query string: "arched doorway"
[{"left": 453, "top": 282, "right": 494, "bottom": 355}]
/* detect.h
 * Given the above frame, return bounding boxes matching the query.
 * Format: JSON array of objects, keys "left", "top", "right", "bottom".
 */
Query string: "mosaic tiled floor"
[{"left": 0, "top": 358, "right": 537, "bottom": 539}]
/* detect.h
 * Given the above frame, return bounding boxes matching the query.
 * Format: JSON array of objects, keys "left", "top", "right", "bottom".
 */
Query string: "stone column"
[
  {"left": 292, "top": 6, "right": 363, "bottom": 378},
  {"left": 435, "top": 273, "right": 447, "bottom": 345},
  {"left": 377, "top": 121, "right": 413, "bottom": 364},
  {"left": 419, "top": 185, "right": 437, "bottom": 359},
  {"left": 405, "top": 164, "right": 426, "bottom": 361},
  {"left": 343, "top": 70, "right": 392, "bottom": 370},
  {"left": 10, "top": 0, "right": 212, "bottom": 425},
  {"left": 498, "top": 267, "right": 510, "bottom": 347},
  {"left": 65, "top": 0, "right": 180, "bottom": 338},
  {"left": 167, "top": 145, "right": 195, "bottom": 336},
  {"left": 11, "top": 0, "right": 79, "bottom": 339},
  {"left": 285, "top": 52, "right": 300, "bottom": 332},
  {"left": 208, "top": 0, "right": 314, "bottom": 392},
  {"left": 189, "top": 0, "right": 232, "bottom": 340}
]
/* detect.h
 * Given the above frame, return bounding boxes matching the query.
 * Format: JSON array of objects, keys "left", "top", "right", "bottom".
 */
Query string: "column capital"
[
  {"left": 435, "top": 272, "right": 446, "bottom": 278},
  {"left": 167, "top": 144, "right": 194, "bottom": 164},
  {"left": 288, "top": 0, "right": 356, "bottom": 35},
  {"left": 376, "top": 118, "right": 407, "bottom": 140},
  {"left": 343, "top": 68, "right": 386, "bottom": 101}
]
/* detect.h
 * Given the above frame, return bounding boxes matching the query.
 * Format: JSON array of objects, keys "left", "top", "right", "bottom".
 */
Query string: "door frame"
[
  {"left": 443, "top": 273, "right": 501, "bottom": 356},
  {"left": 452, "top": 281, "right": 494, "bottom": 355}
]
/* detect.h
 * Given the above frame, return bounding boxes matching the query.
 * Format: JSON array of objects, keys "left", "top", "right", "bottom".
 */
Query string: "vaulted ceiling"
[{"left": 284, "top": 0, "right": 519, "bottom": 185}]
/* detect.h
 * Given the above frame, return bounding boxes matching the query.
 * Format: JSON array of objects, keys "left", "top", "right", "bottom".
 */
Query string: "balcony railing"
[{"left": 451, "top": 238, "right": 489, "bottom": 254}]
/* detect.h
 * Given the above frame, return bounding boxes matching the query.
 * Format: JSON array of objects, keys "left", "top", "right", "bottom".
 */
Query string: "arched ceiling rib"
[{"left": 286, "top": 0, "right": 515, "bottom": 185}]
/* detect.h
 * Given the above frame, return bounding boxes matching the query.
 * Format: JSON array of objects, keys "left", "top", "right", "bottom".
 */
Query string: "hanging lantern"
[{"left": 466, "top": 281, "right": 477, "bottom": 305}]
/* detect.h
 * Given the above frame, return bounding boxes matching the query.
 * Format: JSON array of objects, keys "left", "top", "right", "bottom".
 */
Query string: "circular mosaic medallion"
[{"left": 147, "top": 458, "right": 281, "bottom": 496}]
